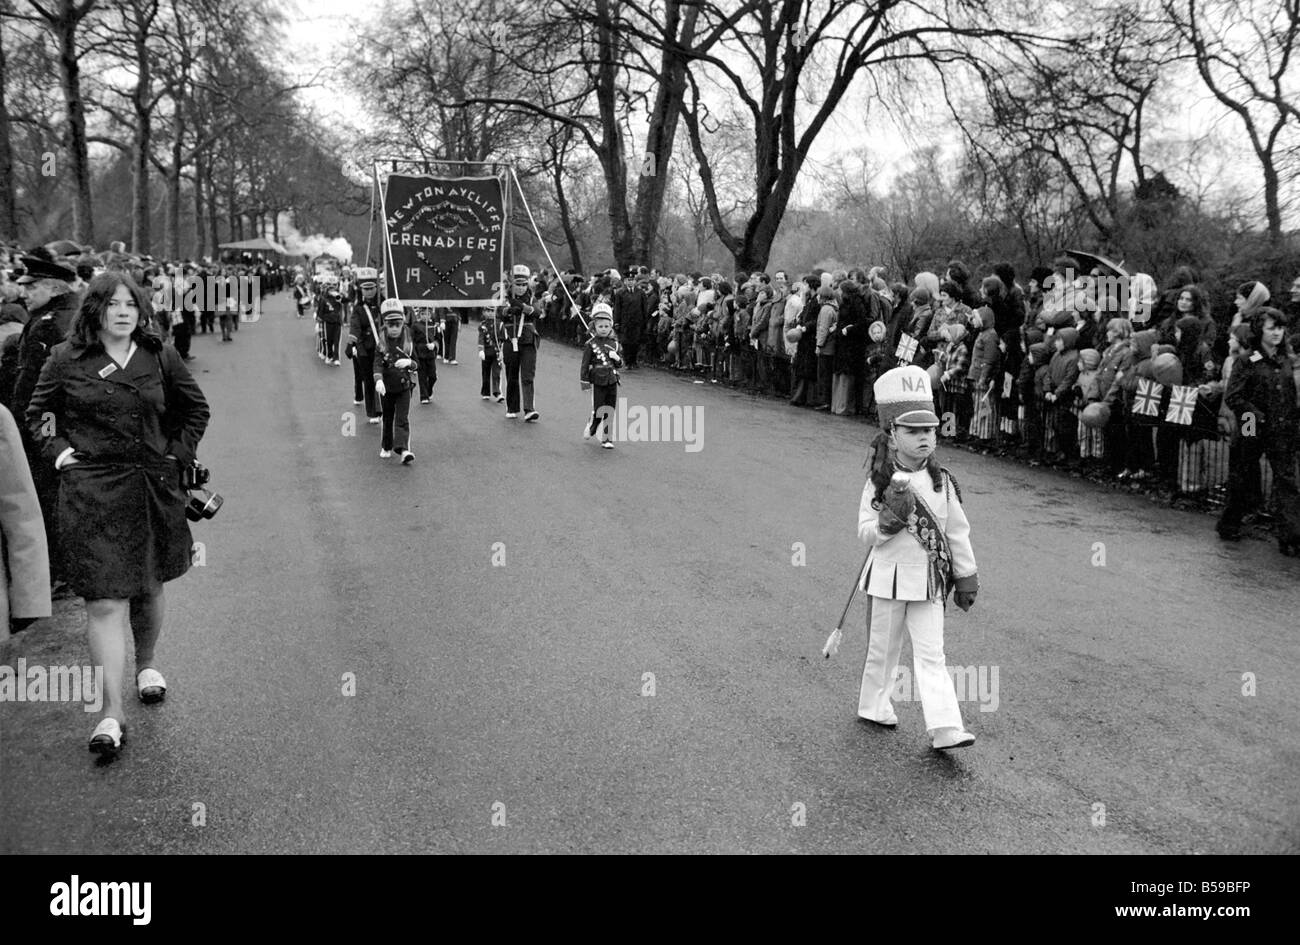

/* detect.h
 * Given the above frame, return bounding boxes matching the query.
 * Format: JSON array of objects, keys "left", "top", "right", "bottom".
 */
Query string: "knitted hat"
[
  {"left": 1151, "top": 351, "right": 1183, "bottom": 387},
  {"left": 1078, "top": 348, "right": 1101, "bottom": 370},
  {"left": 1080, "top": 402, "right": 1111, "bottom": 429},
  {"left": 874, "top": 365, "right": 939, "bottom": 428}
]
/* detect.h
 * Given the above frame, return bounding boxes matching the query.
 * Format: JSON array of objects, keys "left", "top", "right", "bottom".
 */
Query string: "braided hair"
[{"left": 864, "top": 429, "right": 944, "bottom": 509}]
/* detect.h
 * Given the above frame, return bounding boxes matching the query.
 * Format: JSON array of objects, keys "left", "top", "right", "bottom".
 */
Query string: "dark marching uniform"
[
  {"left": 349, "top": 296, "right": 383, "bottom": 420},
  {"left": 580, "top": 329, "right": 622, "bottom": 441},
  {"left": 316, "top": 289, "right": 345, "bottom": 362},
  {"left": 478, "top": 314, "right": 507, "bottom": 399},
  {"left": 410, "top": 309, "right": 441, "bottom": 403},
  {"left": 502, "top": 288, "right": 541, "bottom": 416},
  {"left": 374, "top": 321, "right": 418, "bottom": 455}
]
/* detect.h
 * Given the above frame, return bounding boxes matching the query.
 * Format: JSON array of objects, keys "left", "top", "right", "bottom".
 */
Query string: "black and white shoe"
[
  {"left": 523, "top": 411, "right": 539, "bottom": 422},
  {"left": 89, "top": 717, "right": 126, "bottom": 755},
  {"left": 401, "top": 450, "right": 415, "bottom": 465},
  {"left": 601, "top": 440, "right": 615, "bottom": 449}
]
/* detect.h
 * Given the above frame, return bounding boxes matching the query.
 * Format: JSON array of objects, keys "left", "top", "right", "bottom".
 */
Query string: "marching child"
[
  {"left": 478, "top": 307, "right": 507, "bottom": 402},
  {"left": 839, "top": 365, "right": 981, "bottom": 750},
  {"left": 580, "top": 302, "right": 623, "bottom": 449},
  {"left": 374, "top": 299, "right": 419, "bottom": 464},
  {"left": 410, "top": 308, "right": 441, "bottom": 404}
]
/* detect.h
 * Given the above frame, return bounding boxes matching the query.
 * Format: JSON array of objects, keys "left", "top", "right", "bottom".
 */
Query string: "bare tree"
[{"left": 1165, "top": 0, "right": 1300, "bottom": 244}]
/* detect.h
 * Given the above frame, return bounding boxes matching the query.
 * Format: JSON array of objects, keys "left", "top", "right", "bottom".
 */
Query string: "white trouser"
[{"left": 858, "top": 596, "right": 963, "bottom": 732}]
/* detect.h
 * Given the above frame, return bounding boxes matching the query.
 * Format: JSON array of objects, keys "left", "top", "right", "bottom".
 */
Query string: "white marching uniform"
[{"left": 856, "top": 465, "right": 977, "bottom": 731}]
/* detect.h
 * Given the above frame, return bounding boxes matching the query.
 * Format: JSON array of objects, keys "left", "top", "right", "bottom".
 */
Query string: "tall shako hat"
[
  {"left": 380, "top": 298, "right": 404, "bottom": 320},
  {"left": 511, "top": 264, "right": 531, "bottom": 280},
  {"left": 873, "top": 365, "right": 940, "bottom": 428},
  {"left": 355, "top": 266, "right": 378, "bottom": 286},
  {"left": 591, "top": 301, "right": 613, "bottom": 322}
]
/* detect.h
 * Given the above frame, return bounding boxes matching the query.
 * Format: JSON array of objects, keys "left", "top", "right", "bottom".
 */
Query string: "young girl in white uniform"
[{"left": 855, "top": 365, "right": 981, "bottom": 750}]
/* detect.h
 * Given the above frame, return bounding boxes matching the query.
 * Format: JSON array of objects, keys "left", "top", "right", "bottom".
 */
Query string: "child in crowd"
[
  {"left": 967, "top": 307, "right": 1000, "bottom": 450},
  {"left": 580, "top": 302, "right": 622, "bottom": 449},
  {"left": 1073, "top": 347, "right": 1105, "bottom": 470},
  {"left": 1043, "top": 326, "right": 1080, "bottom": 466},
  {"left": 935, "top": 322, "right": 969, "bottom": 439}
]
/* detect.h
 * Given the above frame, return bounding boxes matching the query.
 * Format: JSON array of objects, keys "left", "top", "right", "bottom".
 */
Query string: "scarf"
[{"left": 894, "top": 459, "right": 955, "bottom": 604}]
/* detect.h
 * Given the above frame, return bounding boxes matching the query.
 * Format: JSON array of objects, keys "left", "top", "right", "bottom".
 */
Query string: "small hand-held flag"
[
  {"left": 1133, "top": 378, "right": 1163, "bottom": 416},
  {"left": 1165, "top": 384, "right": 1196, "bottom": 425},
  {"left": 895, "top": 333, "right": 918, "bottom": 364}
]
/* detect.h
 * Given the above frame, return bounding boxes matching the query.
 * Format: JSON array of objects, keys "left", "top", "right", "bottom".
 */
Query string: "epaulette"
[{"left": 940, "top": 465, "right": 963, "bottom": 504}]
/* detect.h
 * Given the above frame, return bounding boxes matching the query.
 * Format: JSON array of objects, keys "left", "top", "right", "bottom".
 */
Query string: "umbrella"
[
  {"left": 44, "top": 239, "right": 82, "bottom": 256},
  {"left": 1062, "top": 249, "right": 1129, "bottom": 279}
]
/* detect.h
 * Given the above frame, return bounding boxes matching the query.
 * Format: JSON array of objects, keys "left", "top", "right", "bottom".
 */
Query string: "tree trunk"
[
  {"left": 1262, "top": 157, "right": 1282, "bottom": 244},
  {"left": 629, "top": 0, "right": 697, "bottom": 268},
  {"left": 552, "top": 154, "right": 582, "bottom": 273},
  {"left": 192, "top": 150, "right": 205, "bottom": 259},
  {"left": 593, "top": 0, "right": 632, "bottom": 269},
  {"left": 165, "top": 99, "right": 182, "bottom": 258},
  {"left": 0, "top": 8, "right": 17, "bottom": 242},
  {"left": 206, "top": 162, "right": 218, "bottom": 258},
  {"left": 130, "top": 9, "right": 153, "bottom": 254},
  {"left": 55, "top": 4, "right": 95, "bottom": 246}
]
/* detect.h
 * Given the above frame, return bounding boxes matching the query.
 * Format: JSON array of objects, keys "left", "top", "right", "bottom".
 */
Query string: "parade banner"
[{"left": 379, "top": 173, "right": 505, "bottom": 308}]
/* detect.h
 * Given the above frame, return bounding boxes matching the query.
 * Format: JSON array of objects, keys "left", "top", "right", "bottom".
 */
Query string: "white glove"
[
  {"left": 394, "top": 358, "right": 414, "bottom": 369},
  {"left": 374, "top": 379, "right": 386, "bottom": 396},
  {"left": 822, "top": 628, "right": 842, "bottom": 659},
  {"left": 479, "top": 350, "right": 486, "bottom": 361},
  {"left": 609, "top": 351, "right": 622, "bottom": 362}
]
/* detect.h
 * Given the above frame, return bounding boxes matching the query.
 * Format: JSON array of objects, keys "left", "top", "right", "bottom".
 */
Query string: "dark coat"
[
  {"left": 24, "top": 337, "right": 209, "bottom": 599},
  {"left": 410, "top": 313, "right": 441, "bottom": 359},
  {"left": 12, "top": 292, "right": 80, "bottom": 424},
  {"left": 834, "top": 285, "right": 868, "bottom": 375},
  {"left": 793, "top": 306, "right": 818, "bottom": 380},
  {"left": 349, "top": 299, "right": 384, "bottom": 354},
  {"left": 613, "top": 286, "right": 645, "bottom": 344}
]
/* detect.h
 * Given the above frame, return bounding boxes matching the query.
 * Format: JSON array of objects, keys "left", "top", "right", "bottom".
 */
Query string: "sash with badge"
[{"left": 588, "top": 339, "right": 620, "bottom": 387}]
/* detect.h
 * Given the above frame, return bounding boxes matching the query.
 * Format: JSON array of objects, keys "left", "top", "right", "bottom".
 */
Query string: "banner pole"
[
  {"left": 374, "top": 162, "right": 397, "bottom": 302},
  {"left": 510, "top": 165, "right": 586, "bottom": 332},
  {"left": 365, "top": 163, "right": 377, "bottom": 266}
]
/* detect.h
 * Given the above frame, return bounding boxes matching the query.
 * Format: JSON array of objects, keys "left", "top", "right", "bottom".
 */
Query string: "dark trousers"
[
  {"left": 200, "top": 311, "right": 215, "bottom": 333},
  {"left": 624, "top": 341, "right": 640, "bottom": 368},
  {"left": 26, "top": 440, "right": 60, "bottom": 583},
  {"left": 172, "top": 317, "right": 192, "bottom": 358},
  {"left": 1218, "top": 437, "right": 1264, "bottom": 535},
  {"left": 380, "top": 387, "right": 412, "bottom": 453},
  {"left": 323, "top": 322, "right": 341, "bottom": 360},
  {"left": 480, "top": 353, "right": 501, "bottom": 397},
  {"left": 502, "top": 342, "right": 537, "bottom": 413},
  {"left": 219, "top": 312, "right": 233, "bottom": 341},
  {"left": 353, "top": 351, "right": 379, "bottom": 417},
  {"left": 416, "top": 355, "right": 437, "bottom": 400},
  {"left": 1155, "top": 426, "right": 1180, "bottom": 484},
  {"left": 588, "top": 383, "right": 619, "bottom": 439},
  {"left": 442, "top": 317, "right": 458, "bottom": 361},
  {"left": 815, "top": 354, "right": 833, "bottom": 406}
]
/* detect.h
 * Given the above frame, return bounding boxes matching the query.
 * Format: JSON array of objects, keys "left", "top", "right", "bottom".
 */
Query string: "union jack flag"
[
  {"left": 895, "top": 333, "right": 918, "bottom": 364},
  {"left": 1165, "top": 384, "right": 1196, "bottom": 425},
  {"left": 1132, "top": 378, "right": 1163, "bottom": 416}
]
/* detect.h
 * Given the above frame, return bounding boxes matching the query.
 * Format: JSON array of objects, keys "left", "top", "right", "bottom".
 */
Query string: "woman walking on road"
[{"left": 25, "top": 272, "right": 210, "bottom": 755}]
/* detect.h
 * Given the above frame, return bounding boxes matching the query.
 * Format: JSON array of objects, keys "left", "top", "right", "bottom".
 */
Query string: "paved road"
[{"left": 2, "top": 293, "right": 1297, "bottom": 854}]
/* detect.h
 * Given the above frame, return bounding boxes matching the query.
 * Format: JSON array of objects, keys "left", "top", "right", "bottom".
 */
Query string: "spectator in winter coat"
[
  {"left": 936, "top": 322, "right": 971, "bottom": 436},
  {"left": 901, "top": 288, "right": 935, "bottom": 367},
  {"left": 944, "top": 259, "right": 981, "bottom": 309},
  {"left": 990, "top": 264, "right": 1026, "bottom": 335},
  {"left": 1127, "top": 273, "right": 1157, "bottom": 327},
  {"left": 1097, "top": 318, "right": 1134, "bottom": 475},
  {"left": 1044, "top": 326, "right": 1081, "bottom": 464},
  {"left": 812, "top": 285, "right": 838, "bottom": 410},
  {"left": 967, "top": 307, "right": 1001, "bottom": 449},
  {"left": 1021, "top": 340, "right": 1051, "bottom": 460},
  {"left": 927, "top": 281, "right": 972, "bottom": 352},
  {"left": 1, "top": 403, "right": 50, "bottom": 634}
]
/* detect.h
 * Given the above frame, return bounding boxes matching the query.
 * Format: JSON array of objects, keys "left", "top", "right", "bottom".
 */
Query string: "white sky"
[{"left": 280, "top": 0, "right": 1286, "bottom": 223}]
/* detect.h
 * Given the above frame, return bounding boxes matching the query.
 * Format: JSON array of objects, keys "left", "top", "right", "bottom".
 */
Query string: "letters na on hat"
[{"left": 873, "top": 365, "right": 940, "bottom": 428}]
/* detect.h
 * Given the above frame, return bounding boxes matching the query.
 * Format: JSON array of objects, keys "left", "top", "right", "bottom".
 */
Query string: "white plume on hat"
[{"left": 873, "top": 365, "right": 940, "bottom": 428}]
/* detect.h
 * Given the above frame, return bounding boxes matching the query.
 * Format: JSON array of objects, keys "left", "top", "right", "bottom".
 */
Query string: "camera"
[{"left": 181, "top": 461, "right": 223, "bottom": 522}]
